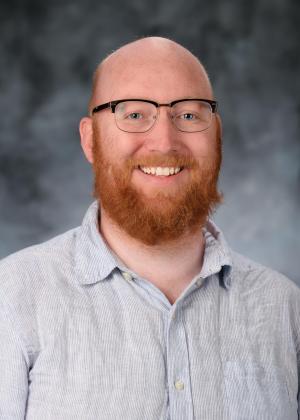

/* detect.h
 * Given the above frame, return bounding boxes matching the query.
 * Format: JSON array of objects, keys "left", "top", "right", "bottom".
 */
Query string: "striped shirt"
[{"left": 0, "top": 201, "right": 299, "bottom": 419}]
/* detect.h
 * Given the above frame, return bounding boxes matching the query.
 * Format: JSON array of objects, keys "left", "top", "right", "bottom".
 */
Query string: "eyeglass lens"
[{"left": 114, "top": 100, "right": 213, "bottom": 133}]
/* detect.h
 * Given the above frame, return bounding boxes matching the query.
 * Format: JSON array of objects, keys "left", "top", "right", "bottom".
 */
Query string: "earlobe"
[{"left": 79, "top": 117, "right": 94, "bottom": 164}]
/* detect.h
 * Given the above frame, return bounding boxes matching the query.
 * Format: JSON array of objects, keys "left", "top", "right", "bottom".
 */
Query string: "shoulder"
[
  {"left": 230, "top": 250, "right": 300, "bottom": 355},
  {"left": 0, "top": 227, "right": 79, "bottom": 270},
  {"left": 0, "top": 227, "right": 79, "bottom": 304},
  {"left": 230, "top": 249, "right": 300, "bottom": 306}
]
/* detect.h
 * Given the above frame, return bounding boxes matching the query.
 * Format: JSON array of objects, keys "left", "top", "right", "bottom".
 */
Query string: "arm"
[
  {"left": 298, "top": 352, "right": 300, "bottom": 420},
  {"left": 0, "top": 307, "right": 29, "bottom": 419}
]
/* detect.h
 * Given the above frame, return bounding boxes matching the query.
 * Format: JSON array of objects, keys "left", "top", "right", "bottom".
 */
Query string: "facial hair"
[{"left": 92, "top": 131, "right": 223, "bottom": 246}]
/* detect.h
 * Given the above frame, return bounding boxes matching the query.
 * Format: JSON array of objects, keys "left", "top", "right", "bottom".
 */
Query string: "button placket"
[{"left": 166, "top": 308, "right": 194, "bottom": 419}]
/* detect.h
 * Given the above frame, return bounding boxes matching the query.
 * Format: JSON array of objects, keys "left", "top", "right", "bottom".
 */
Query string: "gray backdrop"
[{"left": 1, "top": 0, "right": 299, "bottom": 285}]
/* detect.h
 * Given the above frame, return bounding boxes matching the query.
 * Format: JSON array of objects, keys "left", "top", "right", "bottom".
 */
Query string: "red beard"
[{"left": 92, "top": 134, "right": 223, "bottom": 246}]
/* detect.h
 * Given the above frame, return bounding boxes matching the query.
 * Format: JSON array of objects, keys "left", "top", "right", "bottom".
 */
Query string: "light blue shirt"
[{"left": 0, "top": 201, "right": 299, "bottom": 419}]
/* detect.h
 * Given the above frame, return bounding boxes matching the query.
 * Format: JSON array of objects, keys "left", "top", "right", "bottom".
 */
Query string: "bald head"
[{"left": 89, "top": 37, "right": 213, "bottom": 114}]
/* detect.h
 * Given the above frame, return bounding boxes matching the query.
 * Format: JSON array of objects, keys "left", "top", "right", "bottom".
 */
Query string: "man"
[{"left": 0, "top": 37, "right": 299, "bottom": 420}]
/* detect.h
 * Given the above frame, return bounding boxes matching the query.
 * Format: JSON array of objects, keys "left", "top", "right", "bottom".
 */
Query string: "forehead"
[{"left": 94, "top": 48, "right": 212, "bottom": 104}]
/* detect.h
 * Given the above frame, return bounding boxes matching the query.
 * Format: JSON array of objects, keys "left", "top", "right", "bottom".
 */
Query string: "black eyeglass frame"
[{"left": 91, "top": 98, "right": 218, "bottom": 115}]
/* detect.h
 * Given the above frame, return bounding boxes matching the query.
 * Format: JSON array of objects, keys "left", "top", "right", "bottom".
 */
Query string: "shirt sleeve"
[
  {"left": 298, "top": 342, "right": 300, "bottom": 419},
  {"left": 0, "top": 306, "right": 29, "bottom": 419},
  {"left": 294, "top": 287, "right": 300, "bottom": 420}
]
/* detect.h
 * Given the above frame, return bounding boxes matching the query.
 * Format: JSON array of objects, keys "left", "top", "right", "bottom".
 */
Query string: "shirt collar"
[
  {"left": 200, "top": 219, "right": 233, "bottom": 290},
  {"left": 75, "top": 201, "right": 233, "bottom": 289},
  {"left": 74, "top": 201, "right": 119, "bottom": 285}
]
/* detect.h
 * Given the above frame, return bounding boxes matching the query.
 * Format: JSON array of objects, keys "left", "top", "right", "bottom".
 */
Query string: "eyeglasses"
[{"left": 91, "top": 98, "right": 217, "bottom": 133}]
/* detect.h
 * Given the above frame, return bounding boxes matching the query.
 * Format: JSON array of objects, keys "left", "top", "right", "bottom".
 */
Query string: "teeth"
[
  {"left": 140, "top": 166, "right": 182, "bottom": 176},
  {"left": 157, "top": 167, "right": 165, "bottom": 176}
]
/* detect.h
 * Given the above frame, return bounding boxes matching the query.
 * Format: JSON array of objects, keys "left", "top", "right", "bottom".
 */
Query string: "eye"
[
  {"left": 126, "top": 112, "right": 143, "bottom": 120},
  {"left": 180, "top": 112, "right": 197, "bottom": 120}
]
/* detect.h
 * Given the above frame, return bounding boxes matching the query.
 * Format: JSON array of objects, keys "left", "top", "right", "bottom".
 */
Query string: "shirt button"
[
  {"left": 174, "top": 380, "right": 184, "bottom": 390},
  {"left": 196, "top": 278, "right": 203, "bottom": 287},
  {"left": 226, "top": 277, "right": 232, "bottom": 287},
  {"left": 122, "top": 272, "right": 132, "bottom": 282}
]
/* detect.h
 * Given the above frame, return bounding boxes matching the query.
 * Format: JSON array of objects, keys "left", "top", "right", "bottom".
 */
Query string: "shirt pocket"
[{"left": 223, "top": 360, "right": 297, "bottom": 420}]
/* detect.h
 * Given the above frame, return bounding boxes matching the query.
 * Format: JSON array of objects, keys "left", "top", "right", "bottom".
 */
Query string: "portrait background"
[{"left": 1, "top": 0, "right": 299, "bottom": 285}]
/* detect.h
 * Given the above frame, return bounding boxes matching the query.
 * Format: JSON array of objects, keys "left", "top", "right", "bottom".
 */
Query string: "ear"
[
  {"left": 215, "top": 113, "right": 222, "bottom": 139},
  {"left": 79, "top": 117, "right": 94, "bottom": 164}
]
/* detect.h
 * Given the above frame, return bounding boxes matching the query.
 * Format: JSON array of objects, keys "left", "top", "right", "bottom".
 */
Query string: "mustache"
[{"left": 126, "top": 153, "right": 198, "bottom": 169}]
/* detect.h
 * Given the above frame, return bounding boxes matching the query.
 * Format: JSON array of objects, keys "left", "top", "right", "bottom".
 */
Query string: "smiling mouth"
[{"left": 138, "top": 166, "right": 184, "bottom": 177}]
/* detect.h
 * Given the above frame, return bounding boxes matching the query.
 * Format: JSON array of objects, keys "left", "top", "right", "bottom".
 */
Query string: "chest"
[{"left": 26, "top": 281, "right": 298, "bottom": 419}]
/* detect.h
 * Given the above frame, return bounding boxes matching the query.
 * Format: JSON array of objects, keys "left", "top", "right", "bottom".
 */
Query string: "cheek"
[
  {"left": 187, "top": 137, "right": 217, "bottom": 160},
  {"left": 99, "top": 124, "right": 142, "bottom": 161}
]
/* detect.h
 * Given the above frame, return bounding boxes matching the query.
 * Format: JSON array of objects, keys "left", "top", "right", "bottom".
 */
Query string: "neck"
[{"left": 99, "top": 208, "right": 206, "bottom": 304}]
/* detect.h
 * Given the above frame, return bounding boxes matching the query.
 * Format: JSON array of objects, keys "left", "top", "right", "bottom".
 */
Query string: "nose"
[{"left": 144, "top": 107, "right": 181, "bottom": 153}]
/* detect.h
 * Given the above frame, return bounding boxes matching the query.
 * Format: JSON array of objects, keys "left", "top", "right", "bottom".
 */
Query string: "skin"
[{"left": 80, "top": 37, "right": 222, "bottom": 304}]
